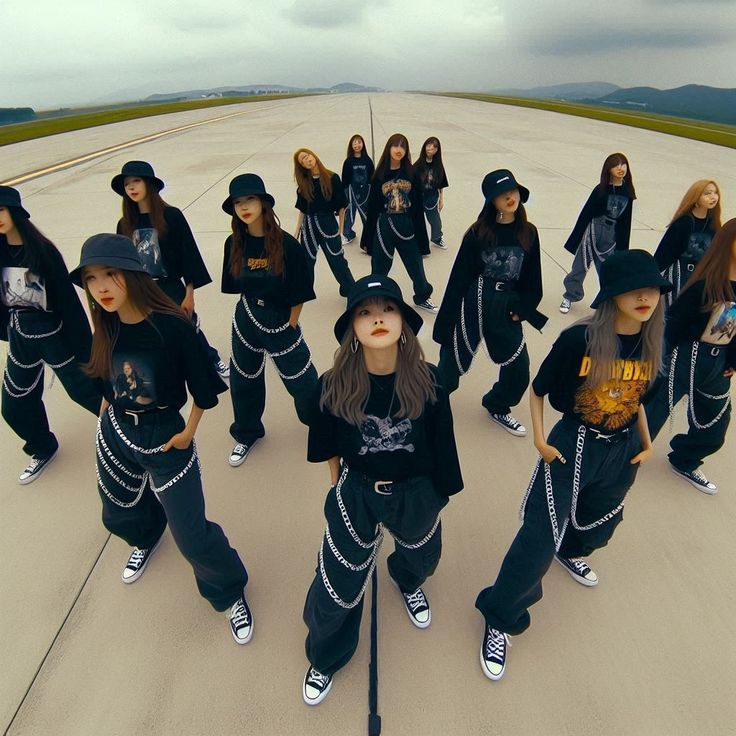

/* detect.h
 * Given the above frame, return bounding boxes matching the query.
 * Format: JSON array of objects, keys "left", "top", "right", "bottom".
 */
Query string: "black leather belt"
[
  {"left": 492, "top": 281, "right": 515, "bottom": 292},
  {"left": 117, "top": 407, "right": 176, "bottom": 426},
  {"left": 588, "top": 426, "right": 631, "bottom": 444}
]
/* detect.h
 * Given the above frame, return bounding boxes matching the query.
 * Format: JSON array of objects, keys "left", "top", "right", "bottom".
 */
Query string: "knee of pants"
[{"left": 571, "top": 512, "right": 624, "bottom": 557}]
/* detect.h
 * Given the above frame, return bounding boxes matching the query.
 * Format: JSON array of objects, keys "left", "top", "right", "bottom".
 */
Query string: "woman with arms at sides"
[{"left": 340, "top": 134, "right": 374, "bottom": 249}]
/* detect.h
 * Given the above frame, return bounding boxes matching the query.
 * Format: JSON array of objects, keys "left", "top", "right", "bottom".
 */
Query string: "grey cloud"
[{"left": 283, "top": 0, "right": 373, "bottom": 29}]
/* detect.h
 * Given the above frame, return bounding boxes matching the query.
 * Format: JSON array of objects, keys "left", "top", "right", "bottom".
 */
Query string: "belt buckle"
[
  {"left": 256, "top": 298, "right": 265, "bottom": 307},
  {"left": 710, "top": 346, "right": 720, "bottom": 357},
  {"left": 494, "top": 282, "right": 505, "bottom": 291},
  {"left": 686, "top": 263, "right": 695, "bottom": 272},
  {"left": 124, "top": 410, "right": 140, "bottom": 426},
  {"left": 374, "top": 480, "right": 393, "bottom": 495}
]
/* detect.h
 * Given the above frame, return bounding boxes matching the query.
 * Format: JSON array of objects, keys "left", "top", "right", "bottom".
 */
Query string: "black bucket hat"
[
  {"left": 111, "top": 161, "right": 165, "bottom": 196},
  {"left": 0, "top": 186, "right": 30, "bottom": 219},
  {"left": 222, "top": 173, "right": 275, "bottom": 214},
  {"left": 334, "top": 275, "right": 423, "bottom": 342},
  {"left": 481, "top": 169, "right": 530, "bottom": 204},
  {"left": 69, "top": 233, "right": 147, "bottom": 287},
  {"left": 590, "top": 249, "right": 673, "bottom": 309}
]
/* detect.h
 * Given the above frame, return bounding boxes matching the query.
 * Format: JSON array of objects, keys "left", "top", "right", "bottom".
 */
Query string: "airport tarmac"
[{"left": 1, "top": 93, "right": 735, "bottom": 736}]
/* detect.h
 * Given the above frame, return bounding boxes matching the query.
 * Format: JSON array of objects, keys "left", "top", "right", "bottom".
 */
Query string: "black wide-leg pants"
[
  {"left": 475, "top": 419, "right": 640, "bottom": 636},
  {"left": 303, "top": 467, "right": 448, "bottom": 676}
]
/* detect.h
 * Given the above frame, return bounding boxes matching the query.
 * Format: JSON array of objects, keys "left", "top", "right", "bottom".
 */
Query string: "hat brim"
[
  {"left": 0, "top": 202, "right": 31, "bottom": 220},
  {"left": 590, "top": 274, "right": 673, "bottom": 309},
  {"left": 70, "top": 256, "right": 148, "bottom": 288},
  {"left": 333, "top": 298, "right": 423, "bottom": 342},
  {"left": 111, "top": 174, "right": 165, "bottom": 196},
  {"left": 222, "top": 192, "right": 276, "bottom": 215}
]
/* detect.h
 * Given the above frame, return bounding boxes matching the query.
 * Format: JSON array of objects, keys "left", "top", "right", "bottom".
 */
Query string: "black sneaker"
[
  {"left": 432, "top": 238, "right": 448, "bottom": 250},
  {"left": 121, "top": 535, "right": 163, "bottom": 584},
  {"left": 393, "top": 580, "right": 431, "bottom": 628},
  {"left": 214, "top": 359, "right": 230, "bottom": 381},
  {"left": 554, "top": 554, "right": 599, "bottom": 586},
  {"left": 416, "top": 298, "right": 439, "bottom": 313},
  {"left": 18, "top": 449, "right": 59, "bottom": 485},
  {"left": 303, "top": 666, "right": 333, "bottom": 706},
  {"left": 488, "top": 412, "right": 527, "bottom": 437},
  {"left": 228, "top": 592, "right": 253, "bottom": 644},
  {"left": 669, "top": 464, "right": 717, "bottom": 495},
  {"left": 480, "top": 625, "right": 510, "bottom": 681},
  {"left": 228, "top": 440, "right": 258, "bottom": 467}
]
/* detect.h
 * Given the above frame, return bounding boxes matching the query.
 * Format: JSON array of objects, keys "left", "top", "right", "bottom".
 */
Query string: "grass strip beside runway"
[
  {"left": 0, "top": 95, "right": 309, "bottom": 147},
  {"left": 439, "top": 93, "right": 736, "bottom": 149}
]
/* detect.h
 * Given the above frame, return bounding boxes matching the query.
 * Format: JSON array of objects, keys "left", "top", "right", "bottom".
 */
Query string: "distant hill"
[
  {"left": 494, "top": 82, "right": 620, "bottom": 100},
  {"left": 145, "top": 82, "right": 380, "bottom": 102},
  {"left": 588, "top": 85, "right": 736, "bottom": 125}
]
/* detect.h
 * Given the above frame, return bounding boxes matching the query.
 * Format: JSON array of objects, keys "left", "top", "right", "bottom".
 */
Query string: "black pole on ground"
[{"left": 368, "top": 565, "right": 381, "bottom": 736}]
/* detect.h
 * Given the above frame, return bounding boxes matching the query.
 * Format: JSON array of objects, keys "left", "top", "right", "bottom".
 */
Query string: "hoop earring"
[
  {"left": 400, "top": 332, "right": 406, "bottom": 346},
  {"left": 351, "top": 337, "right": 359, "bottom": 354}
]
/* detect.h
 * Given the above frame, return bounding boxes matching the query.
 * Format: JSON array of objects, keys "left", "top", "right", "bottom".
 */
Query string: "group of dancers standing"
[{"left": 1, "top": 132, "right": 733, "bottom": 707}]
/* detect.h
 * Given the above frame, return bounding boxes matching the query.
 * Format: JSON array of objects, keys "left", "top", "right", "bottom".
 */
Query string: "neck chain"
[{"left": 369, "top": 374, "right": 397, "bottom": 420}]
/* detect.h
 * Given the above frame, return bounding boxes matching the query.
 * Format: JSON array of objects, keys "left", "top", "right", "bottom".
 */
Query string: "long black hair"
[
  {"left": 373, "top": 133, "right": 413, "bottom": 183},
  {"left": 413, "top": 136, "right": 445, "bottom": 189},
  {"left": 0, "top": 206, "right": 64, "bottom": 275},
  {"left": 597, "top": 152, "right": 636, "bottom": 200},
  {"left": 470, "top": 198, "right": 534, "bottom": 252}
]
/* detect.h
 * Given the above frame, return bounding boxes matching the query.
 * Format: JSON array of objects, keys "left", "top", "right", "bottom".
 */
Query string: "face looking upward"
[
  {"left": 492, "top": 188, "right": 520, "bottom": 218},
  {"left": 233, "top": 195, "right": 263, "bottom": 227},
  {"left": 609, "top": 161, "right": 628, "bottom": 183},
  {"left": 124, "top": 177, "right": 149, "bottom": 204},
  {"left": 697, "top": 183, "right": 719, "bottom": 211},
  {"left": 297, "top": 151, "right": 317, "bottom": 173},
  {"left": 352, "top": 298, "right": 403, "bottom": 351}
]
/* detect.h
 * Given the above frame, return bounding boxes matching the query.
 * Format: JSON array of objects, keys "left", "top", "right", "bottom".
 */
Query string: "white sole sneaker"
[
  {"left": 488, "top": 413, "right": 527, "bottom": 437},
  {"left": 18, "top": 448, "right": 59, "bottom": 485},
  {"left": 121, "top": 535, "right": 164, "bottom": 584},
  {"left": 669, "top": 464, "right": 718, "bottom": 495}
]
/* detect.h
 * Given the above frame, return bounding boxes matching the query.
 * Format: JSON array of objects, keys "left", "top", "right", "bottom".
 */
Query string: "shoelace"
[
  {"left": 568, "top": 558, "right": 590, "bottom": 575},
  {"left": 23, "top": 458, "right": 42, "bottom": 474},
  {"left": 485, "top": 628, "right": 509, "bottom": 660},
  {"left": 405, "top": 590, "right": 428, "bottom": 612},
  {"left": 230, "top": 599, "right": 250, "bottom": 627},
  {"left": 126, "top": 548, "right": 147, "bottom": 570},
  {"left": 232, "top": 444, "right": 247, "bottom": 457},
  {"left": 498, "top": 414, "right": 521, "bottom": 429},
  {"left": 307, "top": 668, "right": 330, "bottom": 689},
  {"left": 691, "top": 470, "right": 710, "bottom": 484}
]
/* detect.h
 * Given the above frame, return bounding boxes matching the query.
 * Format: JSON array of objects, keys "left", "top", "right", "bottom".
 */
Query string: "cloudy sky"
[{"left": 6, "top": 0, "right": 736, "bottom": 108}]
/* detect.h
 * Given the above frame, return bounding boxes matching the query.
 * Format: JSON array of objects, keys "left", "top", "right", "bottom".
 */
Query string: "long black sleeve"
[
  {"left": 514, "top": 226, "right": 548, "bottom": 331},
  {"left": 654, "top": 216, "right": 692, "bottom": 270}
]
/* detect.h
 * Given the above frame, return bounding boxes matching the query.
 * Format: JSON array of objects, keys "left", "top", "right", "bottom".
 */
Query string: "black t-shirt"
[
  {"left": 416, "top": 159, "right": 449, "bottom": 192},
  {"left": 295, "top": 173, "right": 348, "bottom": 214},
  {"left": 101, "top": 312, "right": 226, "bottom": 412},
  {"left": 563, "top": 184, "right": 633, "bottom": 254},
  {"left": 341, "top": 156, "right": 375, "bottom": 192},
  {"left": 532, "top": 324, "right": 653, "bottom": 432},
  {"left": 0, "top": 238, "right": 92, "bottom": 356},
  {"left": 653, "top": 214, "right": 715, "bottom": 271},
  {"left": 307, "top": 368, "right": 463, "bottom": 497},
  {"left": 116, "top": 207, "right": 212, "bottom": 288},
  {"left": 665, "top": 279, "right": 736, "bottom": 368},
  {"left": 221, "top": 231, "right": 315, "bottom": 309}
]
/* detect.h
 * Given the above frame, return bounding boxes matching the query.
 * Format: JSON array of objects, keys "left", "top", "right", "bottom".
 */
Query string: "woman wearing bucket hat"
[
  {"left": 221, "top": 173, "right": 318, "bottom": 467},
  {"left": 645, "top": 218, "right": 735, "bottom": 495},
  {"left": 653, "top": 179, "right": 722, "bottom": 308},
  {"left": 111, "top": 160, "right": 230, "bottom": 380},
  {"left": 361, "top": 133, "right": 438, "bottom": 312},
  {"left": 559, "top": 153, "right": 636, "bottom": 314},
  {"left": 0, "top": 186, "right": 101, "bottom": 484},
  {"left": 301, "top": 274, "right": 463, "bottom": 705},
  {"left": 475, "top": 249, "right": 669, "bottom": 681},
  {"left": 293, "top": 148, "right": 355, "bottom": 297},
  {"left": 71, "top": 233, "right": 253, "bottom": 644},
  {"left": 434, "top": 169, "right": 547, "bottom": 437}
]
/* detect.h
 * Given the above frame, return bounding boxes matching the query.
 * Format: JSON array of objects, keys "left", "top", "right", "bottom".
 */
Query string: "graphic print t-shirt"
[
  {"left": 381, "top": 170, "right": 413, "bottom": 215},
  {"left": 702, "top": 302, "right": 736, "bottom": 345},
  {"left": 307, "top": 369, "right": 463, "bottom": 496},
  {"left": 481, "top": 246, "right": 525, "bottom": 282},
  {"left": 606, "top": 192, "right": 629, "bottom": 221},
  {"left": 533, "top": 324, "right": 652, "bottom": 432},
  {"left": 1, "top": 266, "right": 47, "bottom": 310},
  {"left": 131, "top": 226, "right": 167, "bottom": 278}
]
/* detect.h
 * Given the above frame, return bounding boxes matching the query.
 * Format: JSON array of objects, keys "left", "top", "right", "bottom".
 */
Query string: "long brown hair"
[
  {"left": 682, "top": 217, "right": 736, "bottom": 310},
  {"left": 669, "top": 179, "right": 722, "bottom": 229},
  {"left": 574, "top": 297, "right": 664, "bottom": 390},
  {"left": 373, "top": 134, "right": 413, "bottom": 183},
  {"left": 470, "top": 198, "right": 534, "bottom": 251},
  {"left": 598, "top": 152, "right": 636, "bottom": 200},
  {"left": 293, "top": 148, "right": 334, "bottom": 202},
  {"left": 83, "top": 269, "right": 187, "bottom": 379},
  {"left": 118, "top": 177, "right": 169, "bottom": 237},
  {"left": 320, "top": 298, "right": 437, "bottom": 425},
  {"left": 413, "top": 136, "right": 446, "bottom": 187},
  {"left": 228, "top": 197, "right": 285, "bottom": 278}
]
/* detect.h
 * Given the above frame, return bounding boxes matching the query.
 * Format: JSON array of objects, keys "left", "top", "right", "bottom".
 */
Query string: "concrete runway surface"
[{"left": 1, "top": 94, "right": 735, "bottom": 736}]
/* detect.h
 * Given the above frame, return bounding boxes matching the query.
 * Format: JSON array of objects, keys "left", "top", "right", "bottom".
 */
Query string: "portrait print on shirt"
[
  {"left": 0, "top": 266, "right": 47, "bottom": 310},
  {"left": 574, "top": 356, "right": 652, "bottom": 431},
  {"left": 703, "top": 302, "right": 736, "bottom": 344},
  {"left": 358, "top": 414, "right": 415, "bottom": 455},
  {"left": 352, "top": 164, "right": 369, "bottom": 189},
  {"left": 381, "top": 179, "right": 412, "bottom": 215},
  {"left": 481, "top": 247, "right": 525, "bottom": 282},
  {"left": 112, "top": 354, "right": 157, "bottom": 410},
  {"left": 682, "top": 232, "right": 713, "bottom": 263},
  {"left": 132, "top": 228, "right": 167, "bottom": 279},
  {"left": 606, "top": 194, "right": 629, "bottom": 220}
]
